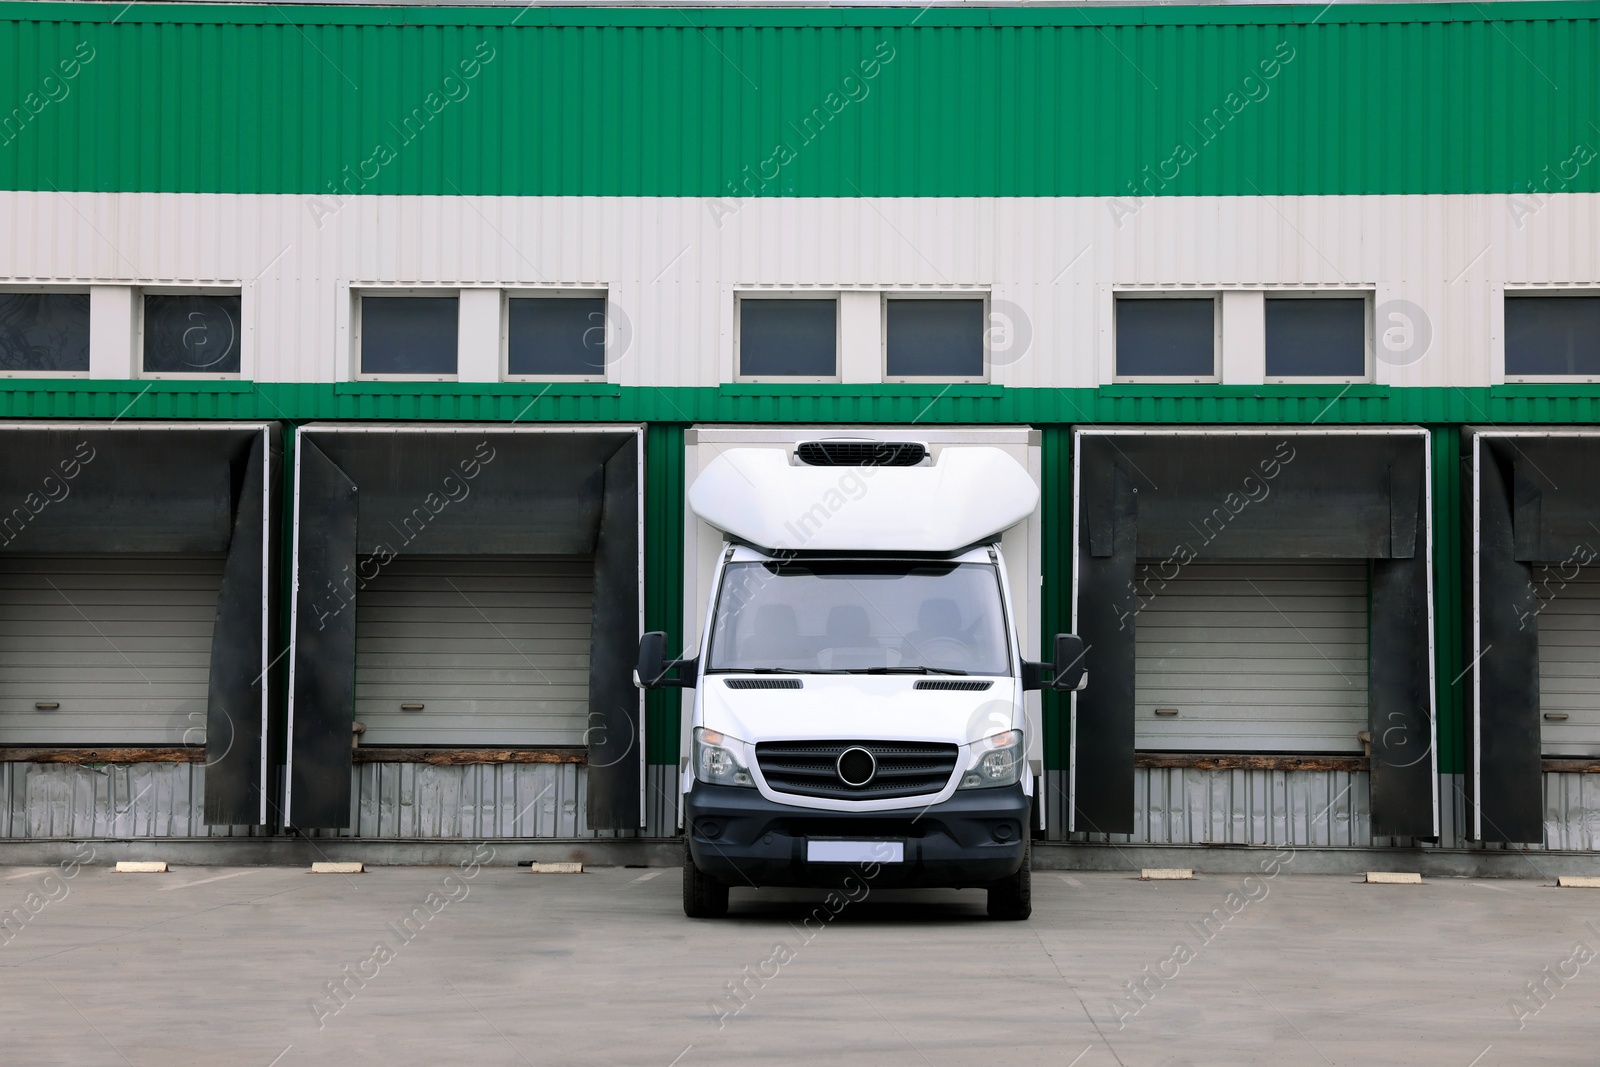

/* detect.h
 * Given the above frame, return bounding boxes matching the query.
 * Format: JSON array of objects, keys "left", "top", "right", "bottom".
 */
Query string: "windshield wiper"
[
  {"left": 706, "top": 667, "right": 845, "bottom": 675},
  {"left": 851, "top": 666, "right": 971, "bottom": 676}
]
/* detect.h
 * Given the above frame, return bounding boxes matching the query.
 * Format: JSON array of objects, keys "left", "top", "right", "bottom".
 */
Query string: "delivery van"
[{"left": 637, "top": 437, "right": 1086, "bottom": 920}]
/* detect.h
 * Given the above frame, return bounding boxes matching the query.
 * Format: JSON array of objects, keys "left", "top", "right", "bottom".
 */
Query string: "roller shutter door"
[
  {"left": 1537, "top": 569, "right": 1600, "bottom": 756},
  {"left": 1134, "top": 560, "right": 1369, "bottom": 753},
  {"left": 0, "top": 556, "right": 225, "bottom": 746},
  {"left": 354, "top": 556, "right": 592, "bottom": 747}
]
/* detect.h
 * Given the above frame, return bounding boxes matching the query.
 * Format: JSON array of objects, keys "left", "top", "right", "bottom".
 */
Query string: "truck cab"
[{"left": 637, "top": 439, "right": 1085, "bottom": 920}]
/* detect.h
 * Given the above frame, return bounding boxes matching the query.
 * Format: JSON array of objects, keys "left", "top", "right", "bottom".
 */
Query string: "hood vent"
[
  {"left": 913, "top": 679, "right": 994, "bottom": 691},
  {"left": 724, "top": 677, "right": 803, "bottom": 690},
  {"left": 796, "top": 440, "right": 927, "bottom": 468}
]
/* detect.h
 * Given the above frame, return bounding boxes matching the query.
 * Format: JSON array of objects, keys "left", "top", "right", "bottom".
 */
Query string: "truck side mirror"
[
  {"left": 635, "top": 631, "right": 696, "bottom": 689},
  {"left": 1051, "top": 633, "right": 1087, "bottom": 692}
]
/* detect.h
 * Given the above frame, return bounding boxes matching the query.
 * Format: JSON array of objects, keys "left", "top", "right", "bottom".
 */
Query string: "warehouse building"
[{"left": 0, "top": 0, "right": 1598, "bottom": 865}]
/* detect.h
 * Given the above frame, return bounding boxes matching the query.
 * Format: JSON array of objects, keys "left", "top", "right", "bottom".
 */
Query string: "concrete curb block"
[
  {"left": 310, "top": 861, "right": 363, "bottom": 874},
  {"left": 1557, "top": 875, "right": 1600, "bottom": 888},
  {"left": 114, "top": 861, "right": 167, "bottom": 874},
  {"left": 1140, "top": 868, "right": 1194, "bottom": 880},
  {"left": 528, "top": 862, "right": 582, "bottom": 873},
  {"left": 1366, "top": 871, "right": 1423, "bottom": 884}
]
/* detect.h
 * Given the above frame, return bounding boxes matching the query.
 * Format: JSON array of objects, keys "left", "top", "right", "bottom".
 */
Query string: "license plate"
[{"left": 806, "top": 840, "right": 903, "bottom": 864}]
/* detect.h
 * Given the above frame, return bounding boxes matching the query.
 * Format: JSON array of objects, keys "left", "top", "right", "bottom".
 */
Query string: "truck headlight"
[
  {"left": 694, "top": 727, "right": 754, "bottom": 788},
  {"left": 959, "top": 729, "right": 1023, "bottom": 789}
]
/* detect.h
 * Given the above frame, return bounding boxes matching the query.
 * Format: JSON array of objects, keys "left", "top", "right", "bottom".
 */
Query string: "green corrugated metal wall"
[
  {"left": 644, "top": 422, "right": 686, "bottom": 767},
  {"left": 11, "top": 380, "right": 1600, "bottom": 425},
  {"left": 2, "top": 2, "right": 1598, "bottom": 197}
]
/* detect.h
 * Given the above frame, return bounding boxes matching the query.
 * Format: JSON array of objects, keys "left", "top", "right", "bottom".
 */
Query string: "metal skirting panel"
[
  {"left": 0, "top": 762, "right": 265, "bottom": 839},
  {"left": 303, "top": 762, "right": 641, "bottom": 840},
  {"left": 644, "top": 763, "right": 679, "bottom": 839},
  {"left": 1544, "top": 772, "right": 1600, "bottom": 852},
  {"left": 1069, "top": 767, "right": 1372, "bottom": 848}
]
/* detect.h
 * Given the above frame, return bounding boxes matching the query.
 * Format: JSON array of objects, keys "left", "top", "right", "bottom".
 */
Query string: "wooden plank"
[
  {"left": 1542, "top": 758, "right": 1600, "bottom": 773},
  {"left": 0, "top": 746, "right": 202, "bottom": 763},
  {"left": 353, "top": 747, "right": 586, "bottom": 766},
  {"left": 1135, "top": 753, "right": 1368, "bottom": 772}
]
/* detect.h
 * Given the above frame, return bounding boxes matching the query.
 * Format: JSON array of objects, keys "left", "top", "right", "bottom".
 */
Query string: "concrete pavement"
[{"left": 0, "top": 861, "right": 1595, "bottom": 1065}]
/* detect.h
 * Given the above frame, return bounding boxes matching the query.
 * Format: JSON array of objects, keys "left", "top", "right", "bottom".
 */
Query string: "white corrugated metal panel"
[
  {"left": 1072, "top": 767, "right": 1371, "bottom": 848},
  {"left": 1, "top": 762, "right": 266, "bottom": 839},
  {"left": 306, "top": 761, "right": 605, "bottom": 839},
  {"left": 1537, "top": 570, "right": 1600, "bottom": 757},
  {"left": 1134, "top": 561, "right": 1370, "bottom": 753},
  {"left": 1544, "top": 772, "right": 1600, "bottom": 852},
  {"left": 354, "top": 557, "right": 593, "bottom": 747},
  {"left": 0, "top": 556, "right": 224, "bottom": 746},
  {"left": 3, "top": 191, "right": 1600, "bottom": 388}
]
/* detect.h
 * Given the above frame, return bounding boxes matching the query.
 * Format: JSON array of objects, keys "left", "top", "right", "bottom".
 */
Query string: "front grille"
[
  {"left": 913, "top": 679, "right": 994, "bottom": 691},
  {"left": 755, "top": 739, "right": 959, "bottom": 800},
  {"left": 796, "top": 441, "right": 927, "bottom": 467},
  {"left": 723, "top": 678, "right": 803, "bottom": 690}
]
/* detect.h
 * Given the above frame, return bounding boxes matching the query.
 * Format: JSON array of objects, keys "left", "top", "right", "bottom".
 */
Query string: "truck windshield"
[{"left": 707, "top": 560, "right": 1011, "bottom": 675}]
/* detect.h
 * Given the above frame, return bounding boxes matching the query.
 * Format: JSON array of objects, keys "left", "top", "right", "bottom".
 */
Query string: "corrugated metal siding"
[
  {"left": 3, "top": 191, "right": 1599, "bottom": 390},
  {"left": 0, "top": 761, "right": 266, "bottom": 838},
  {"left": 644, "top": 762, "right": 678, "bottom": 839},
  {"left": 1073, "top": 767, "right": 1372, "bottom": 847},
  {"left": 0, "top": 8, "right": 1596, "bottom": 197},
  {"left": 305, "top": 761, "right": 628, "bottom": 839},
  {"left": 1544, "top": 771, "right": 1600, "bottom": 851}
]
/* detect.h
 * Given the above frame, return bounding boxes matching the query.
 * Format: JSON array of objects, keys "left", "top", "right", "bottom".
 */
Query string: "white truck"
[{"left": 637, "top": 437, "right": 1086, "bottom": 920}]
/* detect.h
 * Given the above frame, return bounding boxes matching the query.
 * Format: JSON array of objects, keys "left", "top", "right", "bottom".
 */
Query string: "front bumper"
[{"left": 684, "top": 783, "right": 1030, "bottom": 889}]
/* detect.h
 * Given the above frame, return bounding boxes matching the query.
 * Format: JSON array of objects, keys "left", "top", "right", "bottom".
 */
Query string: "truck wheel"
[
  {"left": 987, "top": 838, "right": 1032, "bottom": 920},
  {"left": 683, "top": 845, "right": 729, "bottom": 918}
]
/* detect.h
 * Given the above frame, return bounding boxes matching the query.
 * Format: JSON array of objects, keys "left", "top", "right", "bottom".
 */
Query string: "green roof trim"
[
  {"left": 5, "top": 380, "right": 1600, "bottom": 425},
  {"left": 1, "top": 4, "right": 1596, "bottom": 197}
]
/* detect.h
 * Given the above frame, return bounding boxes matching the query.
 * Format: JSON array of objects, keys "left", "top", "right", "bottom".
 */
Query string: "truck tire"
[
  {"left": 987, "top": 838, "right": 1032, "bottom": 920},
  {"left": 683, "top": 845, "right": 729, "bottom": 918}
]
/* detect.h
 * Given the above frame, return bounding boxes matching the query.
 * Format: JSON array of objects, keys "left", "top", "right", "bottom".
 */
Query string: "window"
[
  {"left": 738, "top": 298, "right": 836, "bottom": 379},
  {"left": 359, "top": 295, "right": 458, "bottom": 377},
  {"left": 1265, "top": 297, "right": 1367, "bottom": 378},
  {"left": 507, "top": 296, "right": 607, "bottom": 378},
  {"left": 143, "top": 293, "right": 241, "bottom": 375},
  {"left": 1506, "top": 295, "right": 1600, "bottom": 378},
  {"left": 1115, "top": 297, "right": 1217, "bottom": 379},
  {"left": 885, "top": 298, "right": 985, "bottom": 379},
  {"left": 0, "top": 292, "right": 89, "bottom": 373}
]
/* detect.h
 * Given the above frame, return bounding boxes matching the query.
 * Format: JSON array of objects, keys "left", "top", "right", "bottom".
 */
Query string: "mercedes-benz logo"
[{"left": 836, "top": 746, "right": 877, "bottom": 787}]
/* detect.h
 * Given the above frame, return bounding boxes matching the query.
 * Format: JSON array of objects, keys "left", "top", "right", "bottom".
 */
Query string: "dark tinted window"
[
  {"left": 0, "top": 293, "right": 89, "bottom": 372},
  {"left": 143, "top": 294, "right": 241, "bottom": 374},
  {"left": 886, "top": 299, "right": 985, "bottom": 378},
  {"left": 1265, "top": 298, "right": 1366, "bottom": 377},
  {"left": 1506, "top": 296, "right": 1600, "bottom": 376},
  {"left": 508, "top": 297, "right": 606, "bottom": 377},
  {"left": 1116, "top": 298, "right": 1215, "bottom": 377},
  {"left": 739, "top": 299, "right": 836, "bottom": 378},
  {"left": 360, "top": 296, "right": 458, "bottom": 376}
]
